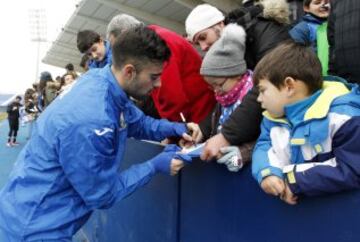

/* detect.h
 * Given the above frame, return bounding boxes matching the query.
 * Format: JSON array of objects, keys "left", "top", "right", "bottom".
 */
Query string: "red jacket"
[{"left": 148, "top": 25, "right": 216, "bottom": 123}]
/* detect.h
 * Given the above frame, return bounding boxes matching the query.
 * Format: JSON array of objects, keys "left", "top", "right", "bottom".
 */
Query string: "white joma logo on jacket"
[{"left": 94, "top": 127, "right": 114, "bottom": 136}]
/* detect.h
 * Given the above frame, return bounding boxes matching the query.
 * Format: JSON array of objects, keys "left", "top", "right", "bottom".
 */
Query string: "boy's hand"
[
  {"left": 280, "top": 182, "right": 298, "bottom": 205},
  {"left": 260, "top": 176, "right": 285, "bottom": 196}
]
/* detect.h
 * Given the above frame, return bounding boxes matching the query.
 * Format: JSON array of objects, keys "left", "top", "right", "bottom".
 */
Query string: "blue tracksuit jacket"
[{"left": 0, "top": 65, "right": 185, "bottom": 241}]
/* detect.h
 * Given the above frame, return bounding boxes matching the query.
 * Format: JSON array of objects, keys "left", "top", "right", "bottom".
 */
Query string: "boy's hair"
[
  {"left": 65, "top": 63, "right": 74, "bottom": 71},
  {"left": 77, "top": 30, "right": 101, "bottom": 53},
  {"left": 112, "top": 26, "right": 171, "bottom": 72},
  {"left": 303, "top": 0, "right": 312, "bottom": 7},
  {"left": 80, "top": 54, "right": 90, "bottom": 69},
  {"left": 253, "top": 41, "right": 322, "bottom": 94}
]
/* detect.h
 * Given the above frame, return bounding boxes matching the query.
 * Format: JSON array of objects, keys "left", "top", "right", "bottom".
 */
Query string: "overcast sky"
[{"left": 0, "top": 0, "right": 79, "bottom": 94}]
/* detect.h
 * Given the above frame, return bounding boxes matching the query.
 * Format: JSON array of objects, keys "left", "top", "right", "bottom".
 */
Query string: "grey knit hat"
[{"left": 200, "top": 24, "right": 247, "bottom": 77}]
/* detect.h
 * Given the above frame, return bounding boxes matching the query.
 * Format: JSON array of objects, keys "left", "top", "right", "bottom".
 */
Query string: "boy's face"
[
  {"left": 86, "top": 39, "right": 106, "bottom": 62},
  {"left": 204, "top": 76, "right": 238, "bottom": 95},
  {"left": 193, "top": 23, "right": 224, "bottom": 52},
  {"left": 123, "top": 63, "right": 163, "bottom": 100},
  {"left": 257, "top": 78, "right": 289, "bottom": 118},
  {"left": 304, "top": 0, "right": 330, "bottom": 18}
]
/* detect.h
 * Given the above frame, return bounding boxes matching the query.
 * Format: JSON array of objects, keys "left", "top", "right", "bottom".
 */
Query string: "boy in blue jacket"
[
  {"left": 77, "top": 29, "right": 112, "bottom": 69},
  {"left": 289, "top": 0, "right": 330, "bottom": 52},
  {"left": 0, "top": 26, "right": 195, "bottom": 241},
  {"left": 252, "top": 41, "right": 360, "bottom": 205}
]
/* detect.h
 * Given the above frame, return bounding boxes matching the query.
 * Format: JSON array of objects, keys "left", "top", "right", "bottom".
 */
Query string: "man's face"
[
  {"left": 193, "top": 24, "right": 223, "bottom": 52},
  {"left": 257, "top": 78, "right": 289, "bottom": 118},
  {"left": 86, "top": 39, "right": 106, "bottom": 61},
  {"left": 304, "top": 0, "right": 330, "bottom": 18},
  {"left": 125, "top": 63, "right": 163, "bottom": 100}
]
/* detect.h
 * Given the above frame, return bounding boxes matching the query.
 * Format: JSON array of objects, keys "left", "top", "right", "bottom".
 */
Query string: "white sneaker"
[{"left": 6, "top": 142, "right": 12, "bottom": 147}]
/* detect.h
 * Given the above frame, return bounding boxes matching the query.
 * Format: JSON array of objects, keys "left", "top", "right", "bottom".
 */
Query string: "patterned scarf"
[
  {"left": 215, "top": 70, "right": 253, "bottom": 107},
  {"left": 216, "top": 70, "right": 253, "bottom": 130}
]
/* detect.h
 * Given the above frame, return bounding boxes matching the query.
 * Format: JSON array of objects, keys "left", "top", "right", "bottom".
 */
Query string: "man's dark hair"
[
  {"left": 65, "top": 63, "right": 74, "bottom": 71},
  {"left": 253, "top": 40, "right": 322, "bottom": 94},
  {"left": 112, "top": 26, "right": 171, "bottom": 72},
  {"left": 15, "top": 95, "right": 22, "bottom": 101},
  {"left": 303, "top": 0, "right": 312, "bottom": 7},
  {"left": 77, "top": 30, "right": 101, "bottom": 53}
]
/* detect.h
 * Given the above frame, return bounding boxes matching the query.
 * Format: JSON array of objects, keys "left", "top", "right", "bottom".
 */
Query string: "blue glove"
[
  {"left": 217, "top": 146, "right": 243, "bottom": 172},
  {"left": 149, "top": 144, "right": 192, "bottom": 175},
  {"left": 173, "top": 123, "right": 187, "bottom": 137}
]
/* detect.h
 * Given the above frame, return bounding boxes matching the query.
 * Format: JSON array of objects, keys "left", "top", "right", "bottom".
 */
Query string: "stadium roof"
[{"left": 42, "top": 0, "right": 242, "bottom": 72}]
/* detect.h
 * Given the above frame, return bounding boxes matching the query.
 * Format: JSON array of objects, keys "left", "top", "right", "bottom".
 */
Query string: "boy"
[
  {"left": 77, "top": 30, "right": 112, "bottom": 69},
  {"left": 290, "top": 0, "right": 330, "bottom": 74},
  {"left": 6, "top": 95, "right": 22, "bottom": 147},
  {"left": 252, "top": 41, "right": 360, "bottom": 205}
]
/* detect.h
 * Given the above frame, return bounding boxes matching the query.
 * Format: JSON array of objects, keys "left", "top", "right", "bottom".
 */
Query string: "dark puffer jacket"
[
  {"left": 328, "top": 0, "right": 360, "bottom": 84},
  {"left": 220, "top": 0, "right": 291, "bottom": 145}
]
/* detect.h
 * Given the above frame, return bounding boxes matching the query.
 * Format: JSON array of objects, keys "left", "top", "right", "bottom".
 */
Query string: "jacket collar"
[
  {"left": 103, "top": 64, "right": 130, "bottom": 110},
  {"left": 263, "top": 76, "right": 351, "bottom": 124}
]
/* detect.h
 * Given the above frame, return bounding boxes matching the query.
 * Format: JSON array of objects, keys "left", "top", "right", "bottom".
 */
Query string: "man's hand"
[
  {"left": 170, "top": 159, "right": 185, "bottom": 176},
  {"left": 179, "top": 123, "right": 203, "bottom": 148},
  {"left": 280, "top": 182, "right": 298, "bottom": 205},
  {"left": 260, "top": 176, "right": 285, "bottom": 196},
  {"left": 201, "top": 133, "right": 230, "bottom": 161}
]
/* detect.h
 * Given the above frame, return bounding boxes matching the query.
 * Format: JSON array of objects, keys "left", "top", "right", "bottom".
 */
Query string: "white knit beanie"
[{"left": 185, "top": 4, "right": 225, "bottom": 42}]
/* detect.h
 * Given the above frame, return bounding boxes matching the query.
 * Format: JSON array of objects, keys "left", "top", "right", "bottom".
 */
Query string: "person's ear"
[
  {"left": 284, "top": 77, "right": 296, "bottom": 97},
  {"left": 303, "top": 5, "right": 310, "bottom": 13},
  {"left": 122, "top": 64, "right": 136, "bottom": 81}
]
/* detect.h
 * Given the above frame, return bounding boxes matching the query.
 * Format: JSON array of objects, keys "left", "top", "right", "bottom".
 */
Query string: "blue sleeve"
[
  {"left": 252, "top": 118, "right": 285, "bottom": 185},
  {"left": 285, "top": 117, "right": 360, "bottom": 196},
  {"left": 126, "top": 103, "right": 186, "bottom": 141},
  {"left": 289, "top": 21, "right": 310, "bottom": 44},
  {"left": 58, "top": 123, "right": 157, "bottom": 209}
]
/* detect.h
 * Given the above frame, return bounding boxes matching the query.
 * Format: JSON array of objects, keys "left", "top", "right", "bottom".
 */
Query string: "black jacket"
[
  {"left": 328, "top": 0, "right": 360, "bottom": 84},
  {"left": 7, "top": 102, "right": 21, "bottom": 120},
  {"left": 199, "top": 87, "right": 262, "bottom": 144},
  {"left": 217, "top": 2, "right": 290, "bottom": 145}
]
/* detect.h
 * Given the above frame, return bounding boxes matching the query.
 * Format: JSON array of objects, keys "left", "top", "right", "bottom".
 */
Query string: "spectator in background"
[
  {"left": 65, "top": 63, "right": 75, "bottom": 72},
  {"left": 6, "top": 96, "right": 22, "bottom": 147},
  {"left": 38, "top": 71, "right": 58, "bottom": 111},
  {"left": 0, "top": 26, "right": 195, "bottom": 240},
  {"left": 328, "top": 0, "right": 360, "bottom": 84},
  {"left": 24, "top": 88, "right": 39, "bottom": 139},
  {"left": 289, "top": 0, "right": 330, "bottom": 75},
  {"left": 185, "top": 1, "right": 290, "bottom": 160},
  {"left": 80, "top": 54, "right": 90, "bottom": 72},
  {"left": 77, "top": 30, "right": 112, "bottom": 69},
  {"left": 58, "top": 71, "right": 78, "bottom": 94},
  {"left": 106, "top": 14, "right": 216, "bottom": 123}
]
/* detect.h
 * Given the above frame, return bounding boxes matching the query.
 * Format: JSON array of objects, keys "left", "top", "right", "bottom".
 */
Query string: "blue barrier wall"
[{"left": 79, "top": 139, "right": 360, "bottom": 242}]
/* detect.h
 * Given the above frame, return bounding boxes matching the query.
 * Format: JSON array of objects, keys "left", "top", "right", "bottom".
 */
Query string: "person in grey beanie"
[{"left": 191, "top": 24, "right": 256, "bottom": 172}]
